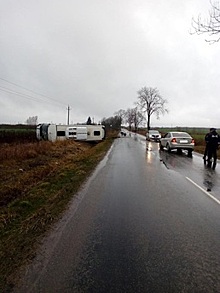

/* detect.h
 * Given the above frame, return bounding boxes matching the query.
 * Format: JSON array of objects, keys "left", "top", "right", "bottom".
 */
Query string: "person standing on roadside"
[
  {"left": 203, "top": 128, "right": 212, "bottom": 163},
  {"left": 206, "top": 128, "right": 220, "bottom": 170}
]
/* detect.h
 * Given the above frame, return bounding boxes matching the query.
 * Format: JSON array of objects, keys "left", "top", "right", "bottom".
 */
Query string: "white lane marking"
[{"left": 186, "top": 177, "right": 220, "bottom": 205}]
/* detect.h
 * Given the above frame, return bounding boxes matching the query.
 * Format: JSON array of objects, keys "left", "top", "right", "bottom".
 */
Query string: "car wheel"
[{"left": 166, "top": 143, "right": 171, "bottom": 153}]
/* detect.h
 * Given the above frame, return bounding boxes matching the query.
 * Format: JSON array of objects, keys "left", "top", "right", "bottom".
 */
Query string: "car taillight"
[
  {"left": 192, "top": 139, "right": 195, "bottom": 144},
  {"left": 171, "top": 138, "right": 177, "bottom": 143}
]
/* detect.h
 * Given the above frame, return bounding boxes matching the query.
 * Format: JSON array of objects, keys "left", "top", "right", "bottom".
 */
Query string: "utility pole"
[{"left": 67, "top": 105, "right": 71, "bottom": 125}]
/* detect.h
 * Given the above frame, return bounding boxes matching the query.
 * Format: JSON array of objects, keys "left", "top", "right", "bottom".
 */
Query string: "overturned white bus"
[{"left": 36, "top": 124, "right": 106, "bottom": 142}]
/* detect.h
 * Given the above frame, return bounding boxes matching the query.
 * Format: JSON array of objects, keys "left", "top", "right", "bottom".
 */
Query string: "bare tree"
[
  {"left": 133, "top": 107, "right": 145, "bottom": 132},
  {"left": 26, "top": 116, "right": 38, "bottom": 125},
  {"left": 124, "top": 107, "right": 145, "bottom": 132},
  {"left": 114, "top": 109, "right": 126, "bottom": 126},
  {"left": 125, "top": 108, "right": 135, "bottom": 131},
  {"left": 101, "top": 115, "right": 121, "bottom": 131},
  {"left": 137, "top": 87, "right": 168, "bottom": 131},
  {"left": 191, "top": 1, "right": 220, "bottom": 43}
]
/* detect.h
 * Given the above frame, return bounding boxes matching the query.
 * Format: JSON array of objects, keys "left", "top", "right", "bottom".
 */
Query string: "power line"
[
  {"left": 0, "top": 85, "right": 65, "bottom": 107},
  {"left": 0, "top": 77, "right": 67, "bottom": 106},
  {"left": 0, "top": 85, "right": 44, "bottom": 103}
]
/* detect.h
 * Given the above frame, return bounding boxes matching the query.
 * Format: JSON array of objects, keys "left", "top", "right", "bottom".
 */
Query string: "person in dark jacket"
[
  {"left": 206, "top": 128, "right": 220, "bottom": 169},
  {"left": 203, "top": 128, "right": 213, "bottom": 163}
]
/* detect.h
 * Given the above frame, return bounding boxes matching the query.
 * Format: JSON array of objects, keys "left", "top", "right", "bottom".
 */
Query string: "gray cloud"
[{"left": 0, "top": 0, "right": 219, "bottom": 127}]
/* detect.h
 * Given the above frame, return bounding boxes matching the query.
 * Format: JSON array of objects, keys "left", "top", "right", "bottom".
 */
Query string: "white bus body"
[
  {"left": 66, "top": 125, "right": 105, "bottom": 141},
  {"left": 37, "top": 124, "right": 105, "bottom": 142}
]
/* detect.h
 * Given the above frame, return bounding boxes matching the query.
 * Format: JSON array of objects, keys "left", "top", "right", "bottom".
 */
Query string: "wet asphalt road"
[{"left": 15, "top": 133, "right": 220, "bottom": 293}]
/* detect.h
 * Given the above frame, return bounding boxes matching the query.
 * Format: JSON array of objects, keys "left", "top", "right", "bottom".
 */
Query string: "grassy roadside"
[
  {"left": 0, "top": 134, "right": 116, "bottom": 292},
  {"left": 0, "top": 129, "right": 218, "bottom": 291}
]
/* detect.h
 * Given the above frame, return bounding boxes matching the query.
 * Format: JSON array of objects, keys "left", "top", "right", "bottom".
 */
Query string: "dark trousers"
[
  {"left": 207, "top": 147, "right": 217, "bottom": 168},
  {"left": 204, "top": 144, "right": 208, "bottom": 156},
  {"left": 203, "top": 143, "right": 208, "bottom": 159}
]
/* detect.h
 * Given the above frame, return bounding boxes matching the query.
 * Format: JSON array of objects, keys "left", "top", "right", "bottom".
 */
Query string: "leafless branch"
[{"left": 190, "top": 0, "right": 220, "bottom": 43}]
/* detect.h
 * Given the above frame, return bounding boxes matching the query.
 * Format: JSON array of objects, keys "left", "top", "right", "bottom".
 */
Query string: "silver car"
[
  {"left": 159, "top": 131, "right": 195, "bottom": 156},
  {"left": 146, "top": 130, "right": 161, "bottom": 142}
]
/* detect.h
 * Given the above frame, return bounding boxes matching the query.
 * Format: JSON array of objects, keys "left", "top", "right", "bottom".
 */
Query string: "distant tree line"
[
  {"left": 26, "top": 116, "right": 38, "bottom": 125},
  {"left": 102, "top": 86, "right": 168, "bottom": 132},
  {"left": 23, "top": 86, "right": 168, "bottom": 134}
]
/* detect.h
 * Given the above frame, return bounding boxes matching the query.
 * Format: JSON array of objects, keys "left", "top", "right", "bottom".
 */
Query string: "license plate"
[{"left": 180, "top": 140, "right": 188, "bottom": 143}]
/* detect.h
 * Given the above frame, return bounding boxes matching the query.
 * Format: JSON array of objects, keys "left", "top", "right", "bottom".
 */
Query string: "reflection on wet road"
[
  {"left": 142, "top": 133, "right": 220, "bottom": 201},
  {"left": 14, "top": 132, "right": 220, "bottom": 293},
  {"left": 132, "top": 132, "right": 220, "bottom": 200}
]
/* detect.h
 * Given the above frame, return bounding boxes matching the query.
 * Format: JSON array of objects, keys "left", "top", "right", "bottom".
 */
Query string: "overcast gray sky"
[{"left": 0, "top": 0, "right": 219, "bottom": 127}]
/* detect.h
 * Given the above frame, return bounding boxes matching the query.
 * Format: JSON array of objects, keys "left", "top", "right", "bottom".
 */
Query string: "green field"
[{"left": 0, "top": 124, "right": 36, "bottom": 143}]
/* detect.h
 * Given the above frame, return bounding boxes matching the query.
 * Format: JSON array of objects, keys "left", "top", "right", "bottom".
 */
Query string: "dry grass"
[
  {"left": 0, "top": 140, "right": 91, "bottom": 207},
  {"left": 0, "top": 136, "right": 115, "bottom": 292},
  {"left": 1, "top": 128, "right": 218, "bottom": 291}
]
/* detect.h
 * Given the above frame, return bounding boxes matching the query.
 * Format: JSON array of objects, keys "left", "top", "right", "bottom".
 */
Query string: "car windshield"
[
  {"left": 172, "top": 132, "right": 191, "bottom": 137},
  {"left": 149, "top": 130, "right": 159, "bottom": 134}
]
